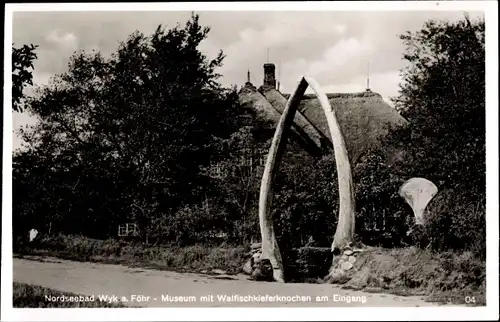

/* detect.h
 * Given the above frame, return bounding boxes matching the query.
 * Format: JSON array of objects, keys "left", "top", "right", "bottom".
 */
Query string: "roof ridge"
[{"left": 282, "top": 92, "right": 383, "bottom": 99}]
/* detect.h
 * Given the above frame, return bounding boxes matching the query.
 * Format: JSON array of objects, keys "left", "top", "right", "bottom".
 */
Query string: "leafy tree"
[
  {"left": 12, "top": 44, "right": 38, "bottom": 113},
  {"left": 14, "top": 14, "right": 240, "bottom": 239},
  {"left": 355, "top": 14, "right": 486, "bottom": 253},
  {"left": 394, "top": 13, "right": 485, "bottom": 190}
]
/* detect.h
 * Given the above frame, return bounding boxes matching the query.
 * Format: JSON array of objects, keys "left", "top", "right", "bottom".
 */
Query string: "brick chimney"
[{"left": 263, "top": 63, "right": 276, "bottom": 89}]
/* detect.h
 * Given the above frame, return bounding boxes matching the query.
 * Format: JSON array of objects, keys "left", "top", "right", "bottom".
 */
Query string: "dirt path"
[{"left": 13, "top": 256, "right": 450, "bottom": 307}]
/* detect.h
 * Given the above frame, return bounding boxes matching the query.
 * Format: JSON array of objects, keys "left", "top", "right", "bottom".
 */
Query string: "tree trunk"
[{"left": 258, "top": 76, "right": 356, "bottom": 282}]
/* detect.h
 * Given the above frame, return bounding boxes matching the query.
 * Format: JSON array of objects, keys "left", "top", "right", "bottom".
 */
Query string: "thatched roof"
[
  {"left": 283, "top": 91, "right": 408, "bottom": 163},
  {"left": 238, "top": 83, "right": 281, "bottom": 130},
  {"left": 238, "top": 83, "right": 323, "bottom": 156},
  {"left": 239, "top": 82, "right": 407, "bottom": 163},
  {"left": 260, "top": 87, "right": 325, "bottom": 149}
]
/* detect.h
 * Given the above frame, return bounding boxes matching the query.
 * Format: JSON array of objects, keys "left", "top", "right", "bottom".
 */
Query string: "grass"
[
  {"left": 331, "top": 246, "right": 486, "bottom": 306},
  {"left": 13, "top": 282, "right": 127, "bottom": 308},
  {"left": 15, "top": 234, "right": 248, "bottom": 275}
]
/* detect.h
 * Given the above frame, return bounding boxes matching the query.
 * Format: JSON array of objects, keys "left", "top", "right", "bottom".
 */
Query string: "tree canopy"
[
  {"left": 14, "top": 14, "right": 242, "bottom": 239},
  {"left": 12, "top": 43, "right": 38, "bottom": 113},
  {"left": 355, "top": 14, "right": 486, "bottom": 253},
  {"left": 393, "top": 14, "right": 485, "bottom": 190}
]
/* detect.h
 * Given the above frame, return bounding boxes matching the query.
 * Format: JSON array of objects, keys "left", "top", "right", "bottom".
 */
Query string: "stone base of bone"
[
  {"left": 242, "top": 245, "right": 274, "bottom": 281},
  {"left": 340, "top": 261, "right": 353, "bottom": 271},
  {"left": 250, "top": 258, "right": 274, "bottom": 281},
  {"left": 242, "top": 258, "right": 254, "bottom": 275},
  {"left": 242, "top": 243, "right": 366, "bottom": 283},
  {"left": 326, "top": 246, "right": 366, "bottom": 284}
]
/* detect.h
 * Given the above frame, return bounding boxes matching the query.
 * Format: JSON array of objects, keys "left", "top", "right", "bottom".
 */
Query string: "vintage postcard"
[{"left": 2, "top": 1, "right": 498, "bottom": 321}]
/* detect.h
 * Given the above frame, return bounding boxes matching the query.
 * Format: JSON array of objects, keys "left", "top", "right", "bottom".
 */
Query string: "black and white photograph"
[{"left": 2, "top": 1, "right": 498, "bottom": 321}]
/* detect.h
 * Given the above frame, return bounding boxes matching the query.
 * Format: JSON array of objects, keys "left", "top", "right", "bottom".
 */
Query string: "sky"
[{"left": 11, "top": 10, "right": 483, "bottom": 150}]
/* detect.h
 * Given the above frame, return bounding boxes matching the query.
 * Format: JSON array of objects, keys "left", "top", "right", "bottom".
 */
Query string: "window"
[{"left": 118, "top": 223, "right": 138, "bottom": 237}]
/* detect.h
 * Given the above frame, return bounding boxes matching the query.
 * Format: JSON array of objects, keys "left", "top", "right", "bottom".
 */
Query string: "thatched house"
[{"left": 238, "top": 63, "right": 407, "bottom": 163}]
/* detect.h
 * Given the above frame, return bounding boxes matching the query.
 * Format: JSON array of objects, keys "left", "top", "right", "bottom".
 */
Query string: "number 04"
[{"left": 465, "top": 296, "right": 476, "bottom": 303}]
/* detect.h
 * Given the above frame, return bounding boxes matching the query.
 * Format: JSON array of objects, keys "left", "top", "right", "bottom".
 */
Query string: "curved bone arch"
[{"left": 258, "top": 76, "right": 356, "bottom": 283}]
